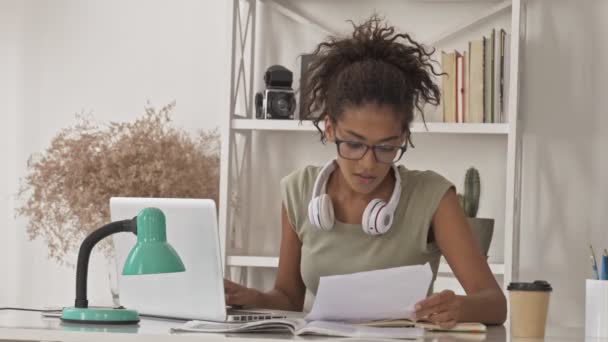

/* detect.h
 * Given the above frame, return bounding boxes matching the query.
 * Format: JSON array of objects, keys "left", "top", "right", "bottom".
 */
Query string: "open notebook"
[
  {"left": 171, "top": 317, "right": 486, "bottom": 338},
  {"left": 171, "top": 318, "right": 425, "bottom": 339}
]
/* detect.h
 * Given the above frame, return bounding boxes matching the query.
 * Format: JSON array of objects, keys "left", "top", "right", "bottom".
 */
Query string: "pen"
[
  {"left": 590, "top": 245, "right": 599, "bottom": 280},
  {"left": 602, "top": 249, "right": 608, "bottom": 281}
]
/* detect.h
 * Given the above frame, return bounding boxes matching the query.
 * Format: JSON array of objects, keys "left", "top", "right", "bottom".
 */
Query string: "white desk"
[{"left": 0, "top": 310, "right": 600, "bottom": 342}]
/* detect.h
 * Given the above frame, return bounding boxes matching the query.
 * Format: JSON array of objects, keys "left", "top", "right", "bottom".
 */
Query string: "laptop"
[{"left": 110, "top": 197, "right": 286, "bottom": 322}]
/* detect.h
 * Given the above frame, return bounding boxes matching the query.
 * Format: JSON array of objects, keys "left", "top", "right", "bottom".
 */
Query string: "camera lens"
[
  {"left": 269, "top": 92, "right": 295, "bottom": 118},
  {"left": 277, "top": 98, "right": 288, "bottom": 112}
]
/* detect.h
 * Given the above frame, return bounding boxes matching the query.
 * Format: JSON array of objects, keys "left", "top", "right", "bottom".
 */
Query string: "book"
[
  {"left": 299, "top": 53, "right": 319, "bottom": 120},
  {"left": 468, "top": 39, "right": 485, "bottom": 123},
  {"left": 483, "top": 31, "right": 492, "bottom": 123},
  {"left": 171, "top": 318, "right": 425, "bottom": 339},
  {"left": 489, "top": 28, "right": 495, "bottom": 123},
  {"left": 499, "top": 29, "right": 508, "bottom": 123},
  {"left": 493, "top": 28, "right": 503, "bottom": 124},
  {"left": 456, "top": 51, "right": 465, "bottom": 123},
  {"left": 441, "top": 51, "right": 457, "bottom": 123},
  {"left": 463, "top": 49, "right": 470, "bottom": 123},
  {"left": 171, "top": 317, "right": 487, "bottom": 339}
]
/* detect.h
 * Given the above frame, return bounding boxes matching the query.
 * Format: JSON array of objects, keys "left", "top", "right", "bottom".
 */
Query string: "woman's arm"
[
  {"left": 255, "top": 205, "right": 306, "bottom": 310},
  {"left": 414, "top": 188, "right": 507, "bottom": 327},
  {"left": 225, "top": 205, "right": 306, "bottom": 311}
]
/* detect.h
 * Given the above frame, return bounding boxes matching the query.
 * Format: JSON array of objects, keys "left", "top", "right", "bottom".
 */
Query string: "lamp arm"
[{"left": 74, "top": 218, "right": 137, "bottom": 308}]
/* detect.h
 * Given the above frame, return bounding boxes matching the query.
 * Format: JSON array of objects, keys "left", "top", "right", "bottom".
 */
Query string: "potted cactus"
[{"left": 457, "top": 167, "right": 494, "bottom": 258}]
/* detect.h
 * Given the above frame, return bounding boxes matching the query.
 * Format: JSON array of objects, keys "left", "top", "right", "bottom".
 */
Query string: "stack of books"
[{"left": 441, "top": 28, "right": 509, "bottom": 124}]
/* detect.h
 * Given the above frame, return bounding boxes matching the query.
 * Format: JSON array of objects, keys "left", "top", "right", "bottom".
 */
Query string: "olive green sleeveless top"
[{"left": 280, "top": 164, "right": 454, "bottom": 296}]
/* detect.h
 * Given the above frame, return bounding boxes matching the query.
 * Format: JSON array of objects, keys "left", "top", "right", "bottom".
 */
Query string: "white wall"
[
  {"left": 517, "top": 0, "right": 608, "bottom": 328},
  {"left": 0, "top": 0, "right": 26, "bottom": 307},
  {"left": 0, "top": 0, "right": 230, "bottom": 308}
]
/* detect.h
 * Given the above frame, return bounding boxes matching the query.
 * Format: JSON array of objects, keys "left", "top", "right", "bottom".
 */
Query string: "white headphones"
[{"left": 307, "top": 160, "right": 402, "bottom": 236}]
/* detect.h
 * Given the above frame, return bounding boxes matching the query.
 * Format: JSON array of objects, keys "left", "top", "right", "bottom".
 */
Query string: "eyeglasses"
[{"left": 333, "top": 131, "right": 407, "bottom": 164}]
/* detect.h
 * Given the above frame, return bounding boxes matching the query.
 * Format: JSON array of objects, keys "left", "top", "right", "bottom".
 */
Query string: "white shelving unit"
[
  {"left": 226, "top": 255, "right": 506, "bottom": 275},
  {"left": 219, "top": 0, "right": 525, "bottom": 290},
  {"left": 232, "top": 119, "right": 510, "bottom": 134}
]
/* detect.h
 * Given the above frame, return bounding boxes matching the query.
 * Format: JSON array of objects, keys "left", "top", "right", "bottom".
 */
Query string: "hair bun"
[{"left": 300, "top": 14, "right": 442, "bottom": 149}]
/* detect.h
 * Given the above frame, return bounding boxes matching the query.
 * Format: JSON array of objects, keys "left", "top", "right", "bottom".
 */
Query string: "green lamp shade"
[{"left": 122, "top": 207, "right": 185, "bottom": 275}]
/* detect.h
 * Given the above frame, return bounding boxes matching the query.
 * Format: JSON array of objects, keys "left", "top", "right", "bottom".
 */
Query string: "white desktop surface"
[{"left": 0, "top": 310, "right": 601, "bottom": 342}]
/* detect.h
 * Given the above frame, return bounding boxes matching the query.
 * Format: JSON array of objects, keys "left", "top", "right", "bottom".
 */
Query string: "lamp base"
[{"left": 61, "top": 307, "right": 140, "bottom": 324}]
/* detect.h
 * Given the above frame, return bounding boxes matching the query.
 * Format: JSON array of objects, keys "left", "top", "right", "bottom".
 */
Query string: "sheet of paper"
[{"left": 305, "top": 263, "right": 433, "bottom": 322}]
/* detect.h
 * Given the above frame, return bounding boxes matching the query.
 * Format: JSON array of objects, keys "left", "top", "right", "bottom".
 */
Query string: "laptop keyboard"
[{"left": 226, "top": 309, "right": 285, "bottom": 322}]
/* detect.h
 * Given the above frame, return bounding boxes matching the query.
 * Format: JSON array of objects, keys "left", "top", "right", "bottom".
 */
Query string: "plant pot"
[{"left": 466, "top": 217, "right": 494, "bottom": 257}]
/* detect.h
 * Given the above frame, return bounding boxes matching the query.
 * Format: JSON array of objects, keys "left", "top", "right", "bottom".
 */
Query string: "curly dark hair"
[{"left": 301, "top": 14, "right": 442, "bottom": 148}]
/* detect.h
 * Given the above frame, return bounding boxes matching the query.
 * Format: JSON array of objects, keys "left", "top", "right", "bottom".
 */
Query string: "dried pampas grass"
[{"left": 16, "top": 102, "right": 220, "bottom": 265}]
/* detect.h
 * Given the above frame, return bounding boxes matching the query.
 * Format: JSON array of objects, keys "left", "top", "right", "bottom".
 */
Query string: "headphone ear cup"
[
  {"left": 362, "top": 199, "right": 385, "bottom": 235},
  {"left": 317, "top": 194, "right": 335, "bottom": 231},
  {"left": 362, "top": 166, "right": 401, "bottom": 236},
  {"left": 374, "top": 205, "right": 394, "bottom": 235}
]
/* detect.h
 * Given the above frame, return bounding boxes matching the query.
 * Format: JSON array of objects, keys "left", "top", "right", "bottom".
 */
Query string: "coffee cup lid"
[{"left": 507, "top": 280, "right": 552, "bottom": 292}]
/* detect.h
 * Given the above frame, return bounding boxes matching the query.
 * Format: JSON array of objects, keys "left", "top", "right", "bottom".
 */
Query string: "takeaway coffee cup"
[{"left": 507, "top": 280, "right": 552, "bottom": 338}]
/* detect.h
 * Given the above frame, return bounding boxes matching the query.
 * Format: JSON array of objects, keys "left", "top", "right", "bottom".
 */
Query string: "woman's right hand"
[{"left": 224, "top": 279, "right": 261, "bottom": 308}]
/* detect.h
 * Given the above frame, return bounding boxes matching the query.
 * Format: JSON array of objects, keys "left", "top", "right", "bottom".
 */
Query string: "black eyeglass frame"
[{"left": 333, "top": 133, "right": 408, "bottom": 164}]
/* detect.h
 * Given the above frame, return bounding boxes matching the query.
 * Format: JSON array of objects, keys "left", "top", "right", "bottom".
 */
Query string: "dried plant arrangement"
[{"left": 16, "top": 102, "right": 220, "bottom": 265}]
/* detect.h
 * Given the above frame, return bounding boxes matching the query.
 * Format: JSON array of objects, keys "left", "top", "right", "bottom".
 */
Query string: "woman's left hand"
[{"left": 414, "top": 290, "right": 463, "bottom": 329}]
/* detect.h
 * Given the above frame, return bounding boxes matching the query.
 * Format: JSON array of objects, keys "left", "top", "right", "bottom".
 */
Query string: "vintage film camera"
[{"left": 255, "top": 65, "right": 296, "bottom": 119}]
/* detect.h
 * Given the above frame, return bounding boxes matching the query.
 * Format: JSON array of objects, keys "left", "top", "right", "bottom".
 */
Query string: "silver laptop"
[{"left": 110, "top": 197, "right": 285, "bottom": 322}]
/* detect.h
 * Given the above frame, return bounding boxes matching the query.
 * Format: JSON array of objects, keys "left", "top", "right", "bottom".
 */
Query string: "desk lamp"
[{"left": 61, "top": 207, "right": 185, "bottom": 324}]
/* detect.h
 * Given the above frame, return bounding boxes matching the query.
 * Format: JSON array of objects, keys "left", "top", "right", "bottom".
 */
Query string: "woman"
[{"left": 224, "top": 15, "right": 507, "bottom": 328}]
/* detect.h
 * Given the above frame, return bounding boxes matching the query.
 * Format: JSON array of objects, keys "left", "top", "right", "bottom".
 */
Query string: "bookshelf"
[
  {"left": 226, "top": 255, "right": 506, "bottom": 275},
  {"left": 232, "top": 119, "right": 510, "bottom": 134},
  {"left": 219, "top": 0, "right": 525, "bottom": 293}
]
